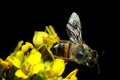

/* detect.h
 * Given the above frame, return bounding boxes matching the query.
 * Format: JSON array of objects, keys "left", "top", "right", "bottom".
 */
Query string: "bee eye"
[
  {"left": 75, "top": 48, "right": 84, "bottom": 59},
  {"left": 92, "top": 50, "right": 98, "bottom": 58}
]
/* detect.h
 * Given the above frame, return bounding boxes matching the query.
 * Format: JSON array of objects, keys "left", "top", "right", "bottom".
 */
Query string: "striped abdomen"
[{"left": 51, "top": 41, "right": 72, "bottom": 59}]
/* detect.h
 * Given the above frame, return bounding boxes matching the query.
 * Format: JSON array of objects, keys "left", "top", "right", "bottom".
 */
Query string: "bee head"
[
  {"left": 73, "top": 44, "right": 98, "bottom": 67},
  {"left": 85, "top": 50, "right": 98, "bottom": 67}
]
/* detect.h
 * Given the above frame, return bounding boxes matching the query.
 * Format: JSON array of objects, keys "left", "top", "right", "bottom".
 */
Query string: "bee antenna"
[
  {"left": 102, "top": 50, "right": 105, "bottom": 56},
  {"left": 97, "top": 50, "right": 105, "bottom": 74},
  {"left": 97, "top": 62, "right": 100, "bottom": 74}
]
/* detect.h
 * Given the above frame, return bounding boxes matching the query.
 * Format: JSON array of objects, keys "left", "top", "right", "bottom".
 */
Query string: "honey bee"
[{"left": 51, "top": 12, "right": 98, "bottom": 67}]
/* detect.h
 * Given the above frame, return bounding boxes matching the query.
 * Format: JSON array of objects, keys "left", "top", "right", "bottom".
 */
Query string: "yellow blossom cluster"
[{"left": 0, "top": 25, "right": 78, "bottom": 80}]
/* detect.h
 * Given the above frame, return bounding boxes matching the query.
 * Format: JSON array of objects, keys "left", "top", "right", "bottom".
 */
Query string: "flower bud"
[{"left": 21, "top": 42, "right": 33, "bottom": 53}]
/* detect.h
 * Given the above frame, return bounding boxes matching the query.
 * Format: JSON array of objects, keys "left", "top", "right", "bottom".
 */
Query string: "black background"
[{"left": 0, "top": 1, "right": 116, "bottom": 80}]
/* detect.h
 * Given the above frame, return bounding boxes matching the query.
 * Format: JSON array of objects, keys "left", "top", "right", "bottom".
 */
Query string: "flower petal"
[
  {"left": 33, "top": 31, "right": 48, "bottom": 47},
  {"left": 70, "top": 75, "right": 77, "bottom": 80},
  {"left": 32, "top": 63, "right": 44, "bottom": 74},
  {"left": 15, "top": 70, "right": 28, "bottom": 79},
  {"left": 6, "top": 55, "right": 22, "bottom": 68},
  {"left": 51, "top": 59, "right": 65, "bottom": 76},
  {"left": 21, "top": 42, "right": 33, "bottom": 52},
  {"left": 27, "top": 49, "right": 41, "bottom": 65},
  {"left": 13, "top": 40, "right": 24, "bottom": 52},
  {"left": 15, "top": 51, "right": 24, "bottom": 63},
  {"left": 65, "top": 69, "right": 78, "bottom": 80}
]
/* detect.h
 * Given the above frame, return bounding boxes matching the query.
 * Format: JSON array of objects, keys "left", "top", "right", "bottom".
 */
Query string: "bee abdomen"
[{"left": 51, "top": 41, "right": 71, "bottom": 58}]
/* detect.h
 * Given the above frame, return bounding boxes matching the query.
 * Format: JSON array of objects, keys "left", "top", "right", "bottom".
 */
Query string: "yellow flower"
[
  {"left": 63, "top": 69, "right": 78, "bottom": 80},
  {"left": 45, "top": 59, "right": 65, "bottom": 78},
  {"left": 33, "top": 25, "right": 60, "bottom": 48},
  {"left": 7, "top": 48, "right": 44, "bottom": 79},
  {"left": 33, "top": 26, "right": 60, "bottom": 60}
]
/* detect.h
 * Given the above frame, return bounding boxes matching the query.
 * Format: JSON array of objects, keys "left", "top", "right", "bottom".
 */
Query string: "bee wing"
[{"left": 66, "top": 12, "right": 82, "bottom": 43}]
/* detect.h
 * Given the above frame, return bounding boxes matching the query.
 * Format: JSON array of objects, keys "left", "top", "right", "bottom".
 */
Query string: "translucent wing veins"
[{"left": 66, "top": 12, "right": 82, "bottom": 43}]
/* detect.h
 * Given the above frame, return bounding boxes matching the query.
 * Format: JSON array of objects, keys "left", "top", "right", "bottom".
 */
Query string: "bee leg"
[
  {"left": 54, "top": 55, "right": 64, "bottom": 59},
  {"left": 37, "top": 44, "right": 44, "bottom": 50},
  {"left": 54, "top": 55, "right": 72, "bottom": 61},
  {"left": 46, "top": 47, "right": 55, "bottom": 60}
]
